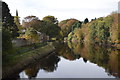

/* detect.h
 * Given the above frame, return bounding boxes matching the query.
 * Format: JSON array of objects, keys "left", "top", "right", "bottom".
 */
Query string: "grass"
[
  {"left": 14, "top": 42, "right": 47, "bottom": 54},
  {"left": 2, "top": 42, "right": 56, "bottom": 79},
  {"left": 3, "top": 42, "right": 48, "bottom": 67}
]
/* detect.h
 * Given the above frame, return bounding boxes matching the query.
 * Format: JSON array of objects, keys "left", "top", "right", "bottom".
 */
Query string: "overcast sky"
[{"left": 3, "top": 0, "right": 119, "bottom": 22}]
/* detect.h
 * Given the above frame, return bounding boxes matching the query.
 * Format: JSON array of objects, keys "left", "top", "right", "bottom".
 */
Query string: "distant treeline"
[
  {"left": 59, "top": 14, "right": 119, "bottom": 48},
  {"left": 2, "top": 1, "right": 120, "bottom": 56}
]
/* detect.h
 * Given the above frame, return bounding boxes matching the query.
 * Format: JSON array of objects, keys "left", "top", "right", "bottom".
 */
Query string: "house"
[{"left": 12, "top": 38, "right": 31, "bottom": 47}]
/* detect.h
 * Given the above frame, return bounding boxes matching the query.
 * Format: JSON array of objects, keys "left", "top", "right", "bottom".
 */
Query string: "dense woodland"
[{"left": 2, "top": 1, "right": 120, "bottom": 57}]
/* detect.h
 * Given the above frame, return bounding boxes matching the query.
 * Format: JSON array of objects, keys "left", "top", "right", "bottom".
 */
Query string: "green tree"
[
  {"left": 2, "top": 1, "right": 19, "bottom": 54},
  {"left": 89, "top": 22, "right": 97, "bottom": 43},
  {"left": 24, "top": 27, "right": 40, "bottom": 43},
  {"left": 43, "top": 15, "right": 58, "bottom": 24},
  {"left": 14, "top": 10, "right": 22, "bottom": 30},
  {"left": 22, "top": 16, "right": 61, "bottom": 39},
  {"left": 84, "top": 18, "right": 89, "bottom": 24},
  {"left": 2, "top": 1, "right": 19, "bottom": 39},
  {"left": 89, "top": 17, "right": 111, "bottom": 44},
  {"left": 37, "top": 21, "right": 61, "bottom": 38},
  {"left": 71, "top": 21, "right": 82, "bottom": 31},
  {"left": 96, "top": 21, "right": 106, "bottom": 43}
]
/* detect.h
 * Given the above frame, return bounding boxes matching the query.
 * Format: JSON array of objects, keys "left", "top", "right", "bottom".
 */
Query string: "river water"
[{"left": 19, "top": 42, "right": 119, "bottom": 78}]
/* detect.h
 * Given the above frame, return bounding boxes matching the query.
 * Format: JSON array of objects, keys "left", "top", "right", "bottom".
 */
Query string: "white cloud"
[{"left": 3, "top": 0, "right": 119, "bottom": 21}]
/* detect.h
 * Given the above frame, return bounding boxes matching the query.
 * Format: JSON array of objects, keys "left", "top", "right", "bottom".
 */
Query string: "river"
[{"left": 18, "top": 42, "right": 119, "bottom": 79}]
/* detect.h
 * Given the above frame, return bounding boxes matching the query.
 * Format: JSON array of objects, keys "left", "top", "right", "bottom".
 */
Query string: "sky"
[{"left": 3, "top": 0, "right": 119, "bottom": 22}]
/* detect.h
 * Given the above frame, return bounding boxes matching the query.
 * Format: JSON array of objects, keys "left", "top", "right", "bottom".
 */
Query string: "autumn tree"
[
  {"left": 58, "top": 19, "right": 79, "bottom": 37},
  {"left": 68, "top": 28, "right": 84, "bottom": 43},
  {"left": 22, "top": 16, "right": 39, "bottom": 28}
]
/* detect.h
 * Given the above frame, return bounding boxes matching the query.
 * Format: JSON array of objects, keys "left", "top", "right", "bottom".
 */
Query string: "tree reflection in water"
[
  {"left": 83, "top": 58, "right": 87, "bottom": 63},
  {"left": 24, "top": 52, "right": 60, "bottom": 79},
  {"left": 55, "top": 43, "right": 81, "bottom": 61},
  {"left": 66, "top": 41, "right": 120, "bottom": 78},
  {"left": 22, "top": 42, "right": 119, "bottom": 78}
]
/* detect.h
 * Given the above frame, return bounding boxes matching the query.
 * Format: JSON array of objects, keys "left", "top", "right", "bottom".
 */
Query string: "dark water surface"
[{"left": 19, "top": 42, "right": 119, "bottom": 78}]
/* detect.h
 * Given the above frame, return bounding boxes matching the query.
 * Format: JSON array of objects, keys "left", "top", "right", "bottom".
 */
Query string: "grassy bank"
[
  {"left": 2, "top": 42, "right": 55, "bottom": 79},
  {"left": 3, "top": 42, "right": 47, "bottom": 66}
]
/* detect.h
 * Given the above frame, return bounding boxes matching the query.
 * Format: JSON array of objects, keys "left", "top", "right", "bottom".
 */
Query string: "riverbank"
[{"left": 2, "top": 42, "right": 55, "bottom": 79}]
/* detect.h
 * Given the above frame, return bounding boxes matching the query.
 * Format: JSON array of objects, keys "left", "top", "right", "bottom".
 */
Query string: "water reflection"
[
  {"left": 66, "top": 42, "right": 119, "bottom": 78},
  {"left": 55, "top": 43, "right": 81, "bottom": 61},
  {"left": 83, "top": 58, "right": 87, "bottom": 63},
  {"left": 24, "top": 66, "right": 39, "bottom": 79},
  {"left": 24, "top": 53, "right": 60, "bottom": 79},
  {"left": 20, "top": 42, "right": 119, "bottom": 78}
]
